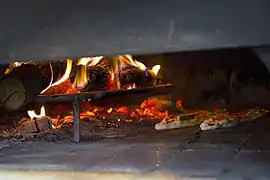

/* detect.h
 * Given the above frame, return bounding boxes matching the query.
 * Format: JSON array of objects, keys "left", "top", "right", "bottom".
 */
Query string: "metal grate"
[{"left": 36, "top": 84, "right": 175, "bottom": 142}]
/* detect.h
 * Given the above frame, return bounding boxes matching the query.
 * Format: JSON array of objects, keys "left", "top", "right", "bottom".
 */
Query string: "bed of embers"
[
  {"left": 0, "top": 96, "right": 268, "bottom": 143},
  {"left": 0, "top": 54, "right": 269, "bottom": 142}
]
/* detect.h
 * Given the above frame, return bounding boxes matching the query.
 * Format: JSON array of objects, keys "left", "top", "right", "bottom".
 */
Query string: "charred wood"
[
  {"left": 0, "top": 61, "right": 70, "bottom": 111},
  {"left": 73, "top": 57, "right": 158, "bottom": 92},
  {"left": 120, "top": 66, "right": 157, "bottom": 88}
]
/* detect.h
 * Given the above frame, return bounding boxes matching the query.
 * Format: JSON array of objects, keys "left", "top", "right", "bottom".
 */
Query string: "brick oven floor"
[{"left": 0, "top": 118, "right": 270, "bottom": 179}]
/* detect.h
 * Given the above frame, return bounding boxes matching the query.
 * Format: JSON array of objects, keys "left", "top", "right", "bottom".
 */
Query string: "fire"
[
  {"left": 77, "top": 56, "right": 103, "bottom": 66},
  {"left": 41, "top": 59, "right": 73, "bottom": 94},
  {"left": 123, "top": 55, "right": 146, "bottom": 70},
  {"left": 127, "top": 83, "right": 136, "bottom": 89},
  {"left": 72, "top": 64, "right": 88, "bottom": 89},
  {"left": 73, "top": 54, "right": 150, "bottom": 90},
  {"left": 27, "top": 106, "right": 46, "bottom": 119},
  {"left": 73, "top": 56, "right": 103, "bottom": 89},
  {"left": 152, "top": 65, "right": 161, "bottom": 76},
  {"left": 51, "top": 59, "right": 73, "bottom": 86},
  {"left": 37, "top": 54, "right": 162, "bottom": 97},
  {"left": 107, "top": 108, "right": 113, "bottom": 113}
]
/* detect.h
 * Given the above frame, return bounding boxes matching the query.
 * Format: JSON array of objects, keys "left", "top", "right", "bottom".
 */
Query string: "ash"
[{"left": 0, "top": 116, "right": 158, "bottom": 143}]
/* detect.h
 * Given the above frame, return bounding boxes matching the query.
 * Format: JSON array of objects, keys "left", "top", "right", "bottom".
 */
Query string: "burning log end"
[
  {"left": 120, "top": 66, "right": 158, "bottom": 88},
  {"left": 0, "top": 64, "right": 44, "bottom": 111},
  {"left": 72, "top": 64, "right": 110, "bottom": 91}
]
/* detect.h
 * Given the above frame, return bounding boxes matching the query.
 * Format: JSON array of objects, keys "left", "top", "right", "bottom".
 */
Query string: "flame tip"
[
  {"left": 152, "top": 65, "right": 161, "bottom": 76},
  {"left": 27, "top": 105, "right": 46, "bottom": 120}
]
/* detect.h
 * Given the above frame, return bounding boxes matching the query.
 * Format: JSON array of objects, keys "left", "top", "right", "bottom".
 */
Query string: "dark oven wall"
[
  {"left": 135, "top": 48, "right": 270, "bottom": 111},
  {"left": 1, "top": 0, "right": 270, "bottom": 63}
]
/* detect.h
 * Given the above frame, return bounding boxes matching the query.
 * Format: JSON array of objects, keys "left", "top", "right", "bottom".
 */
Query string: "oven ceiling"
[{"left": 0, "top": 0, "right": 270, "bottom": 63}]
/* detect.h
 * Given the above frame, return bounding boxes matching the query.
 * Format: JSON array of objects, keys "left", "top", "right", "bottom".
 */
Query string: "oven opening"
[{"left": 0, "top": 47, "right": 269, "bottom": 143}]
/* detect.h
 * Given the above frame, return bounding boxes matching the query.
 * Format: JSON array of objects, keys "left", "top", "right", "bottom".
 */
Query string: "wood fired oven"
[{"left": 0, "top": 1, "right": 270, "bottom": 179}]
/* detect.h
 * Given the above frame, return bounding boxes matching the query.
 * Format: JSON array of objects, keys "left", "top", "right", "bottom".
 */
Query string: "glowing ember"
[
  {"left": 116, "top": 106, "right": 129, "bottom": 114},
  {"left": 107, "top": 108, "right": 113, "bottom": 113},
  {"left": 27, "top": 106, "right": 46, "bottom": 119},
  {"left": 24, "top": 55, "right": 169, "bottom": 129}
]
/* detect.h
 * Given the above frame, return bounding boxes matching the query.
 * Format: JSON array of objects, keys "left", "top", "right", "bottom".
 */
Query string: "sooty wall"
[{"left": 136, "top": 48, "right": 270, "bottom": 111}]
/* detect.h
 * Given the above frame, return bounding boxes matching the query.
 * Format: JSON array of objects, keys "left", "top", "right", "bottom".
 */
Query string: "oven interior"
[
  {"left": 0, "top": 47, "right": 270, "bottom": 179},
  {"left": 0, "top": 47, "right": 269, "bottom": 141}
]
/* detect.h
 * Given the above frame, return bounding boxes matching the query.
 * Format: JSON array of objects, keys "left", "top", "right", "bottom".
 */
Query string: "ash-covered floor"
[{"left": 0, "top": 117, "right": 270, "bottom": 179}]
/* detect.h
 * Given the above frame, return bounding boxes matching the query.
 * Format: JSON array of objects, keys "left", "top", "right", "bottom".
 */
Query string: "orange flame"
[
  {"left": 41, "top": 59, "right": 73, "bottom": 94},
  {"left": 51, "top": 59, "right": 73, "bottom": 86},
  {"left": 73, "top": 56, "right": 103, "bottom": 89},
  {"left": 123, "top": 55, "right": 146, "bottom": 70},
  {"left": 72, "top": 64, "right": 88, "bottom": 89}
]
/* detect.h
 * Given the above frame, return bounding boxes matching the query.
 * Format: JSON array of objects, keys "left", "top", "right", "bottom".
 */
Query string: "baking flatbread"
[
  {"left": 155, "top": 113, "right": 205, "bottom": 130},
  {"left": 200, "top": 117, "right": 238, "bottom": 131},
  {"left": 200, "top": 108, "right": 269, "bottom": 131},
  {"left": 155, "top": 108, "right": 269, "bottom": 131}
]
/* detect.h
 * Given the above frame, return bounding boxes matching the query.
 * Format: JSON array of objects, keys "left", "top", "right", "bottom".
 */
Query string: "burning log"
[
  {"left": 73, "top": 56, "right": 158, "bottom": 91},
  {"left": 119, "top": 65, "right": 157, "bottom": 88},
  {"left": 0, "top": 60, "right": 72, "bottom": 111},
  {"left": 72, "top": 60, "right": 110, "bottom": 91}
]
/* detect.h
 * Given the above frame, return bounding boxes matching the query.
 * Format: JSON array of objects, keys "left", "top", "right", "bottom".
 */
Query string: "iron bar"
[
  {"left": 36, "top": 84, "right": 174, "bottom": 103},
  {"left": 169, "top": 92, "right": 177, "bottom": 114},
  {"left": 72, "top": 96, "right": 80, "bottom": 143},
  {"left": 36, "top": 84, "right": 174, "bottom": 142}
]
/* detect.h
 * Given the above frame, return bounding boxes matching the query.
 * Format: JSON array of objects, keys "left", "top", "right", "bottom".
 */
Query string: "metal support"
[
  {"left": 169, "top": 92, "right": 177, "bottom": 114},
  {"left": 72, "top": 96, "right": 80, "bottom": 143}
]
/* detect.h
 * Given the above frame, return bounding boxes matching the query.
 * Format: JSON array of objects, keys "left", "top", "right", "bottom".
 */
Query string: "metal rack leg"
[
  {"left": 169, "top": 92, "right": 177, "bottom": 114},
  {"left": 73, "top": 97, "right": 80, "bottom": 143}
]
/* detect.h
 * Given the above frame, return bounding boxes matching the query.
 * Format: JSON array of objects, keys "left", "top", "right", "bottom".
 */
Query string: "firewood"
[
  {"left": 73, "top": 63, "right": 110, "bottom": 91},
  {"left": 0, "top": 64, "right": 44, "bottom": 111},
  {"left": 120, "top": 66, "right": 157, "bottom": 88},
  {"left": 74, "top": 57, "right": 158, "bottom": 91},
  {"left": 0, "top": 61, "right": 71, "bottom": 111}
]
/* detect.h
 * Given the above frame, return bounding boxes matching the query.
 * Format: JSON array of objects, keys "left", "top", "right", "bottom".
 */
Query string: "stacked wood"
[
  {"left": 74, "top": 56, "right": 158, "bottom": 91},
  {"left": 0, "top": 61, "right": 71, "bottom": 111},
  {"left": 0, "top": 56, "right": 158, "bottom": 111},
  {"left": 119, "top": 65, "right": 157, "bottom": 88}
]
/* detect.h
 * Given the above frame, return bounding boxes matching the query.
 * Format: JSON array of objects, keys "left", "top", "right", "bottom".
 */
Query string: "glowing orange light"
[
  {"left": 127, "top": 83, "right": 136, "bottom": 89},
  {"left": 27, "top": 106, "right": 46, "bottom": 119},
  {"left": 152, "top": 65, "right": 161, "bottom": 76},
  {"left": 51, "top": 59, "right": 73, "bottom": 86},
  {"left": 107, "top": 108, "right": 113, "bottom": 113}
]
